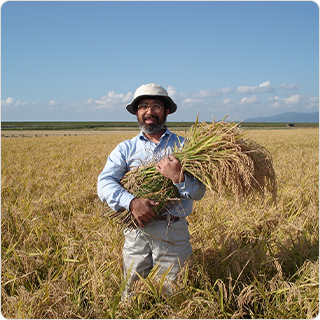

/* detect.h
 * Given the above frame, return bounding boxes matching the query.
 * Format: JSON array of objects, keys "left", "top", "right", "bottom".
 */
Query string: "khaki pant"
[{"left": 123, "top": 218, "right": 192, "bottom": 294}]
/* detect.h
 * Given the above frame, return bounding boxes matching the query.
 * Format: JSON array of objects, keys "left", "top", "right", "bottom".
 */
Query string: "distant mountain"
[{"left": 245, "top": 112, "right": 319, "bottom": 123}]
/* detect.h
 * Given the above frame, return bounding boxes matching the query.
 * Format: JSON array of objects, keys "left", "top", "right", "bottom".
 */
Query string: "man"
[{"left": 97, "top": 83, "right": 205, "bottom": 295}]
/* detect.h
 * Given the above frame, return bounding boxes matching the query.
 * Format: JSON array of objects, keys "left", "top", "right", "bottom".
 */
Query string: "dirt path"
[{"left": 1, "top": 130, "right": 140, "bottom": 138}]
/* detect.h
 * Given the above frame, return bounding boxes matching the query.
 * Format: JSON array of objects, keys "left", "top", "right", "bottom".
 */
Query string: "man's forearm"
[{"left": 97, "top": 175, "right": 135, "bottom": 211}]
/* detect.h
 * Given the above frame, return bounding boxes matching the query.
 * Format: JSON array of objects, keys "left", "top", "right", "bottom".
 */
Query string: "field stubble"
[{"left": 1, "top": 129, "right": 319, "bottom": 318}]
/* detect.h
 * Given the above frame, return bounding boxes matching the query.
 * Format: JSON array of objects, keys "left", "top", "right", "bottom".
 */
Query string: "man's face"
[{"left": 136, "top": 98, "right": 169, "bottom": 134}]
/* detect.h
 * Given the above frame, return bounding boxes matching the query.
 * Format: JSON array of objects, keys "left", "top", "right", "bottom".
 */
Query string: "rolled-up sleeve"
[{"left": 174, "top": 174, "right": 206, "bottom": 200}]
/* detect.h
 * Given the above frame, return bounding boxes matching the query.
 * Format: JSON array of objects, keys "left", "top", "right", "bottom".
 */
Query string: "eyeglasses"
[{"left": 137, "top": 103, "right": 163, "bottom": 113}]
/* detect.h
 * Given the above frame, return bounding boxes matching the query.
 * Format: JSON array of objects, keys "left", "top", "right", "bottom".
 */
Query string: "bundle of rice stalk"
[{"left": 105, "top": 116, "right": 277, "bottom": 230}]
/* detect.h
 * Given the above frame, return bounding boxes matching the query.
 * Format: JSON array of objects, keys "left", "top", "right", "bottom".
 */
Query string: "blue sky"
[{"left": 1, "top": 1, "right": 319, "bottom": 122}]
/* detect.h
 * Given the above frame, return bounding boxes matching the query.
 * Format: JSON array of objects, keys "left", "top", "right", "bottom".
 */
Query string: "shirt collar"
[{"left": 138, "top": 127, "right": 171, "bottom": 141}]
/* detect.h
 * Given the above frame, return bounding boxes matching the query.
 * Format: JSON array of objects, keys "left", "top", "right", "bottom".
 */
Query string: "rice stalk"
[{"left": 104, "top": 115, "right": 277, "bottom": 230}]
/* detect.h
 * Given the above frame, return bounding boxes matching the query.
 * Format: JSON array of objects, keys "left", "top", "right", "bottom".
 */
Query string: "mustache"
[{"left": 143, "top": 115, "right": 159, "bottom": 121}]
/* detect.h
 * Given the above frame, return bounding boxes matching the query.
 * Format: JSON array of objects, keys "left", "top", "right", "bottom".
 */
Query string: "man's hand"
[
  {"left": 129, "top": 198, "right": 159, "bottom": 228},
  {"left": 156, "top": 154, "right": 185, "bottom": 184}
]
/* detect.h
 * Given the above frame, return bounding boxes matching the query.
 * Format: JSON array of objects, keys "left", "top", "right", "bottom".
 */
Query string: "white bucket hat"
[{"left": 126, "top": 83, "right": 177, "bottom": 115}]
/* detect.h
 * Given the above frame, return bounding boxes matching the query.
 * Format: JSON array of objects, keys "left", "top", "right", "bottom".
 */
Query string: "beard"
[{"left": 137, "top": 114, "right": 167, "bottom": 135}]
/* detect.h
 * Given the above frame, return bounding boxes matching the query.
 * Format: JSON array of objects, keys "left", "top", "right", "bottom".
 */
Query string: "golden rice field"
[{"left": 1, "top": 128, "right": 319, "bottom": 319}]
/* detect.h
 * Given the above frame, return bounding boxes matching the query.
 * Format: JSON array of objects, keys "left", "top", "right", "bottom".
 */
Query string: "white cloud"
[
  {"left": 183, "top": 97, "right": 203, "bottom": 104},
  {"left": 236, "top": 81, "right": 275, "bottom": 94},
  {"left": 268, "top": 94, "right": 318, "bottom": 110},
  {"left": 284, "top": 94, "right": 300, "bottom": 105},
  {"left": 1, "top": 97, "right": 27, "bottom": 107},
  {"left": 2, "top": 97, "right": 14, "bottom": 106},
  {"left": 69, "top": 91, "right": 135, "bottom": 114},
  {"left": 167, "top": 86, "right": 177, "bottom": 99},
  {"left": 71, "top": 98, "right": 94, "bottom": 106},
  {"left": 306, "top": 96, "right": 319, "bottom": 109},
  {"left": 239, "top": 95, "right": 260, "bottom": 105},
  {"left": 92, "top": 91, "right": 133, "bottom": 109},
  {"left": 168, "top": 86, "right": 233, "bottom": 108},
  {"left": 271, "top": 102, "right": 280, "bottom": 108},
  {"left": 268, "top": 96, "right": 281, "bottom": 108},
  {"left": 277, "top": 83, "right": 301, "bottom": 90},
  {"left": 195, "top": 87, "right": 233, "bottom": 98},
  {"left": 49, "top": 100, "right": 60, "bottom": 106}
]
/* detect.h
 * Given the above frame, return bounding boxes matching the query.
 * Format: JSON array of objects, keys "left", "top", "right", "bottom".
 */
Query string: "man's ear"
[{"left": 166, "top": 109, "right": 170, "bottom": 116}]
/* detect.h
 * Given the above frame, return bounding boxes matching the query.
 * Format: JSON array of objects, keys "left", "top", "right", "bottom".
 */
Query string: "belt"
[{"left": 153, "top": 214, "right": 181, "bottom": 222}]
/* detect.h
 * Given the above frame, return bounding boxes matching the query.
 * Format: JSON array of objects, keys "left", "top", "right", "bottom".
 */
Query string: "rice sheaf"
[{"left": 105, "top": 116, "right": 277, "bottom": 230}]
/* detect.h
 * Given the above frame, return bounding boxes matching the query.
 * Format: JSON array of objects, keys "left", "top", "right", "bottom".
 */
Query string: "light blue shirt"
[{"left": 97, "top": 128, "right": 206, "bottom": 217}]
